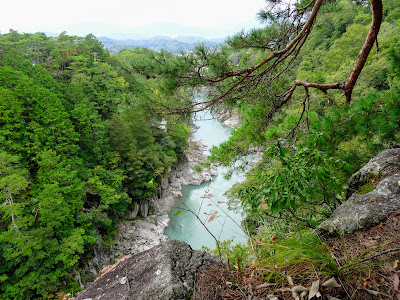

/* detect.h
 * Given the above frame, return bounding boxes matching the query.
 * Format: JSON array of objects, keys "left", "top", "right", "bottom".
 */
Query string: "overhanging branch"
[{"left": 167, "top": 0, "right": 382, "bottom": 115}]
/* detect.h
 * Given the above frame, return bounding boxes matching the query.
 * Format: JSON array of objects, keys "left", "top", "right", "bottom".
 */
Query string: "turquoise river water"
[{"left": 164, "top": 110, "right": 248, "bottom": 250}]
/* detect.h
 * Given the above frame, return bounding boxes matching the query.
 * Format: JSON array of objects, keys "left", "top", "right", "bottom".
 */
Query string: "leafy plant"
[{"left": 238, "top": 142, "right": 347, "bottom": 228}]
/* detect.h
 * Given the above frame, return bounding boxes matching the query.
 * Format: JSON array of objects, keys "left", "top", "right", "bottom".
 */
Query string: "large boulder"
[
  {"left": 76, "top": 240, "right": 219, "bottom": 300},
  {"left": 213, "top": 106, "right": 241, "bottom": 129},
  {"left": 83, "top": 215, "right": 170, "bottom": 279},
  {"left": 345, "top": 148, "right": 400, "bottom": 198},
  {"left": 318, "top": 149, "right": 400, "bottom": 235},
  {"left": 168, "top": 137, "right": 218, "bottom": 189}
]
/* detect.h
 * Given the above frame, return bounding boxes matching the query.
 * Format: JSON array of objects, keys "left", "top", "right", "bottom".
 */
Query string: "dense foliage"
[
  {"left": 197, "top": 2, "right": 400, "bottom": 294},
  {"left": 208, "top": 0, "right": 400, "bottom": 234},
  {"left": 0, "top": 31, "right": 190, "bottom": 298}
]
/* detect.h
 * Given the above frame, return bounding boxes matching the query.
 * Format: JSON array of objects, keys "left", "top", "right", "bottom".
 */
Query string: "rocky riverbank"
[
  {"left": 76, "top": 148, "right": 400, "bottom": 300},
  {"left": 213, "top": 105, "right": 242, "bottom": 129},
  {"left": 84, "top": 122, "right": 218, "bottom": 280}
]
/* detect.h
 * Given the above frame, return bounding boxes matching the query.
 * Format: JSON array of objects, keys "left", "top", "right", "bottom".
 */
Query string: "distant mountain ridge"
[
  {"left": 93, "top": 21, "right": 259, "bottom": 40},
  {"left": 37, "top": 20, "right": 263, "bottom": 54},
  {"left": 98, "top": 35, "right": 225, "bottom": 54}
]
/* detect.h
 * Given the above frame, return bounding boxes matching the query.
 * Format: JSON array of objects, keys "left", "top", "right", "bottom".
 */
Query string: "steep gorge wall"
[{"left": 84, "top": 123, "right": 218, "bottom": 280}]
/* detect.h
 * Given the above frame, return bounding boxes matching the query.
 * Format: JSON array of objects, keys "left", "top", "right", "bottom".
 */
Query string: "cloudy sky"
[{"left": 1, "top": 0, "right": 267, "bottom": 38}]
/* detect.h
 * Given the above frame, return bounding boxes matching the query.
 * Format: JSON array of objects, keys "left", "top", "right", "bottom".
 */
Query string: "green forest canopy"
[{"left": 0, "top": 31, "right": 191, "bottom": 298}]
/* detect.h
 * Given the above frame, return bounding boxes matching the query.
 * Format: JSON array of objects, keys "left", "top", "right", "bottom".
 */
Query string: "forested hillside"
[
  {"left": 1, "top": 0, "right": 400, "bottom": 298},
  {"left": 0, "top": 31, "right": 191, "bottom": 298}
]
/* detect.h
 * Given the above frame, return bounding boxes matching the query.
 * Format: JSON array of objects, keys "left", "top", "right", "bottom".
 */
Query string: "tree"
[
  {"left": 0, "top": 30, "right": 196, "bottom": 298},
  {"left": 163, "top": 0, "right": 395, "bottom": 235},
  {"left": 164, "top": 0, "right": 382, "bottom": 120}
]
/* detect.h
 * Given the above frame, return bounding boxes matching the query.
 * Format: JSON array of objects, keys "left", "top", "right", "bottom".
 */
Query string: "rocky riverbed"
[
  {"left": 84, "top": 122, "right": 219, "bottom": 280},
  {"left": 84, "top": 105, "right": 265, "bottom": 282}
]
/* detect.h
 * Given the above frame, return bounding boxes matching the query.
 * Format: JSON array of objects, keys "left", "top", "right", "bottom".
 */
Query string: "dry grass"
[{"left": 194, "top": 212, "right": 400, "bottom": 299}]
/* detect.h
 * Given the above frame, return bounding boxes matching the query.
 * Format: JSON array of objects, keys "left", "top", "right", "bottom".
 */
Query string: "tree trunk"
[{"left": 344, "top": 0, "right": 383, "bottom": 104}]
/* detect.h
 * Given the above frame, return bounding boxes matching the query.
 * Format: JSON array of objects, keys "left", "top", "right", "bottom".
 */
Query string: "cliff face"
[
  {"left": 213, "top": 105, "right": 242, "bottom": 129},
  {"left": 154, "top": 134, "right": 218, "bottom": 210},
  {"left": 84, "top": 123, "right": 218, "bottom": 280},
  {"left": 76, "top": 240, "right": 219, "bottom": 300}
]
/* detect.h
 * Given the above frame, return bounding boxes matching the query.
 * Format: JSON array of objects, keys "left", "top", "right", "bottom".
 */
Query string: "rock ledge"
[{"left": 76, "top": 240, "right": 219, "bottom": 300}]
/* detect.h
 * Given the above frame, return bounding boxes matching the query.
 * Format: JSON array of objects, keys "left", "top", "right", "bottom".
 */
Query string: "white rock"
[{"left": 120, "top": 277, "right": 127, "bottom": 285}]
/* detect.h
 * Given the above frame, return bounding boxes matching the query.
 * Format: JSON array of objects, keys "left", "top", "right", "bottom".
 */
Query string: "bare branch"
[
  {"left": 344, "top": 0, "right": 383, "bottom": 103},
  {"left": 176, "top": 195, "right": 223, "bottom": 262},
  {"left": 165, "top": 0, "right": 382, "bottom": 120}
]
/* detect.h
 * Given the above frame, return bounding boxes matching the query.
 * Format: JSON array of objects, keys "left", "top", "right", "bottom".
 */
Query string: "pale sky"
[{"left": 1, "top": 0, "right": 267, "bottom": 38}]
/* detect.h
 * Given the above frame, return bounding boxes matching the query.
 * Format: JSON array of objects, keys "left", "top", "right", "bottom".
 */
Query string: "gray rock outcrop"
[
  {"left": 139, "top": 199, "right": 150, "bottom": 218},
  {"left": 84, "top": 215, "right": 170, "bottom": 279},
  {"left": 76, "top": 240, "right": 219, "bottom": 300},
  {"left": 168, "top": 136, "right": 218, "bottom": 188},
  {"left": 318, "top": 148, "right": 400, "bottom": 235},
  {"left": 84, "top": 122, "right": 219, "bottom": 280},
  {"left": 213, "top": 106, "right": 241, "bottom": 129},
  {"left": 123, "top": 202, "right": 139, "bottom": 219},
  {"left": 150, "top": 125, "right": 218, "bottom": 215},
  {"left": 346, "top": 148, "right": 400, "bottom": 198}
]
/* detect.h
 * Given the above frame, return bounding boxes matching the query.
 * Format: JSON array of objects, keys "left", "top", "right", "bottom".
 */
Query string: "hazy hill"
[{"left": 99, "top": 36, "right": 225, "bottom": 54}]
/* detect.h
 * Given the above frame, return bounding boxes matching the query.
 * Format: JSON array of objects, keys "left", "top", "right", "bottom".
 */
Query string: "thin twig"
[
  {"left": 176, "top": 195, "right": 223, "bottom": 262},
  {"left": 359, "top": 247, "right": 400, "bottom": 264}
]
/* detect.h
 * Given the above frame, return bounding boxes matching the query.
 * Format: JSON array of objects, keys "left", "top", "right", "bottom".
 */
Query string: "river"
[{"left": 164, "top": 109, "right": 248, "bottom": 250}]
